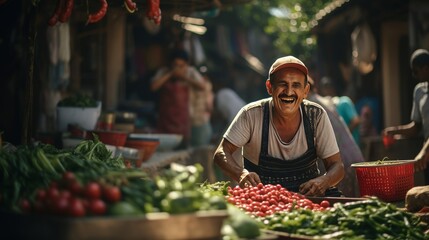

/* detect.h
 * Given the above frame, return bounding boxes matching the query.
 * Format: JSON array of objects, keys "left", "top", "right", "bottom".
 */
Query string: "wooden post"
[{"left": 22, "top": 1, "right": 37, "bottom": 144}]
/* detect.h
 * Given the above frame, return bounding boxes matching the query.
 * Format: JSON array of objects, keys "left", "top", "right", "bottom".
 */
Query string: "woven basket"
[{"left": 351, "top": 160, "right": 415, "bottom": 202}]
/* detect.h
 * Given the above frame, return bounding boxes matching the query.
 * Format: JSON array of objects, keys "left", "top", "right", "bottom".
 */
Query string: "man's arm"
[
  {"left": 414, "top": 139, "right": 429, "bottom": 172},
  {"left": 383, "top": 121, "right": 421, "bottom": 138},
  {"left": 184, "top": 68, "right": 205, "bottom": 90},
  {"left": 348, "top": 115, "right": 361, "bottom": 133},
  {"left": 150, "top": 70, "right": 172, "bottom": 91},
  {"left": 213, "top": 138, "right": 261, "bottom": 187},
  {"left": 299, "top": 152, "right": 344, "bottom": 196}
]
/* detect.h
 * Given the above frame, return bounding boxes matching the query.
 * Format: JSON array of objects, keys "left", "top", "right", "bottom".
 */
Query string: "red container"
[
  {"left": 89, "top": 130, "right": 128, "bottom": 146},
  {"left": 125, "top": 138, "right": 160, "bottom": 162},
  {"left": 351, "top": 160, "right": 415, "bottom": 202}
]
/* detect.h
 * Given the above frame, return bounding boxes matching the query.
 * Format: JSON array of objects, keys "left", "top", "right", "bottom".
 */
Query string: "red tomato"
[
  {"left": 249, "top": 191, "right": 257, "bottom": 198},
  {"left": 82, "top": 198, "right": 90, "bottom": 210},
  {"left": 47, "top": 186, "right": 60, "bottom": 201},
  {"left": 62, "top": 171, "right": 76, "bottom": 184},
  {"left": 88, "top": 199, "right": 106, "bottom": 215},
  {"left": 269, "top": 198, "right": 278, "bottom": 205},
  {"left": 103, "top": 186, "right": 121, "bottom": 203},
  {"left": 260, "top": 204, "right": 268, "bottom": 213},
  {"left": 53, "top": 196, "right": 70, "bottom": 215},
  {"left": 320, "top": 200, "right": 330, "bottom": 208},
  {"left": 68, "top": 198, "right": 86, "bottom": 217},
  {"left": 36, "top": 189, "right": 47, "bottom": 201},
  {"left": 20, "top": 199, "right": 31, "bottom": 213},
  {"left": 84, "top": 182, "right": 101, "bottom": 199},
  {"left": 59, "top": 190, "right": 72, "bottom": 199},
  {"left": 68, "top": 180, "right": 83, "bottom": 196}
]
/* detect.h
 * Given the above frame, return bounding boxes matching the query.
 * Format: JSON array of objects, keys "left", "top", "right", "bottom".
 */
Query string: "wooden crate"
[{"left": 0, "top": 210, "right": 228, "bottom": 240}]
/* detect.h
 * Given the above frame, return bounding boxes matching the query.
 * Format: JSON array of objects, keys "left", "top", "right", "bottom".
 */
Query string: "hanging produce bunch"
[{"left": 47, "top": 0, "right": 161, "bottom": 26}]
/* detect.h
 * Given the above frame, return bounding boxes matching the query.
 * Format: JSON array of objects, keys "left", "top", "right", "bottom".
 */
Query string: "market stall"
[{"left": 0, "top": 139, "right": 429, "bottom": 239}]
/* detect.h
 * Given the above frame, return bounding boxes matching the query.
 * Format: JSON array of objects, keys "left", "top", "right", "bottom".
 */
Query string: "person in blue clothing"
[
  {"left": 383, "top": 49, "right": 429, "bottom": 184},
  {"left": 319, "top": 77, "right": 361, "bottom": 146}
]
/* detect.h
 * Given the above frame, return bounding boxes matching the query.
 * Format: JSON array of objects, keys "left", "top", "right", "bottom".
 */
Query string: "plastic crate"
[{"left": 351, "top": 160, "right": 415, "bottom": 202}]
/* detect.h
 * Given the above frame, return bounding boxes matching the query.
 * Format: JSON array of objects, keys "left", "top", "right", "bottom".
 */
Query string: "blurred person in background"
[
  {"left": 213, "top": 84, "right": 247, "bottom": 179},
  {"left": 216, "top": 88, "right": 247, "bottom": 124},
  {"left": 307, "top": 76, "right": 364, "bottom": 197},
  {"left": 319, "top": 76, "right": 361, "bottom": 146},
  {"left": 189, "top": 66, "right": 214, "bottom": 147},
  {"left": 359, "top": 104, "right": 378, "bottom": 138},
  {"left": 150, "top": 49, "right": 205, "bottom": 148},
  {"left": 213, "top": 56, "right": 344, "bottom": 197},
  {"left": 383, "top": 49, "right": 429, "bottom": 184}
]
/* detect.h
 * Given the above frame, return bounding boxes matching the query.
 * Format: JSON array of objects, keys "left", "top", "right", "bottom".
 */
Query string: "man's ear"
[
  {"left": 266, "top": 80, "right": 272, "bottom": 95},
  {"left": 303, "top": 82, "right": 310, "bottom": 98}
]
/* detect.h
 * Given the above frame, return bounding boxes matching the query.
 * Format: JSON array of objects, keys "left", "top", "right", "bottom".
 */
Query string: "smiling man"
[{"left": 213, "top": 56, "right": 345, "bottom": 197}]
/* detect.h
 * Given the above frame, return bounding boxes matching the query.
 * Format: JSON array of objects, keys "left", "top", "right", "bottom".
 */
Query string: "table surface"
[{"left": 140, "top": 149, "right": 191, "bottom": 173}]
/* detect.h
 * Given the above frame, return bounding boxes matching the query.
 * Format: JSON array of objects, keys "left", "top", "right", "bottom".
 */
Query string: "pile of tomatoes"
[
  {"left": 20, "top": 171, "right": 121, "bottom": 217},
  {"left": 226, "top": 183, "right": 330, "bottom": 217}
]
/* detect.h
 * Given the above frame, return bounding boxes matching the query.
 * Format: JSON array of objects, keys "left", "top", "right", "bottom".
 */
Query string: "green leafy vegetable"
[{"left": 57, "top": 93, "right": 98, "bottom": 108}]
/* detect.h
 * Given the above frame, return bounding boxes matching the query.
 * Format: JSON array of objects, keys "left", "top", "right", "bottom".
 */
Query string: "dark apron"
[{"left": 244, "top": 101, "right": 341, "bottom": 197}]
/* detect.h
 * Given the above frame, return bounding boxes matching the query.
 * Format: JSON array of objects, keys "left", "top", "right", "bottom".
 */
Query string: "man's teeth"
[{"left": 280, "top": 97, "right": 295, "bottom": 103}]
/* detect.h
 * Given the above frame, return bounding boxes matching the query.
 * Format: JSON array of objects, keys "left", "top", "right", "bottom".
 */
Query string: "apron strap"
[{"left": 260, "top": 100, "right": 270, "bottom": 156}]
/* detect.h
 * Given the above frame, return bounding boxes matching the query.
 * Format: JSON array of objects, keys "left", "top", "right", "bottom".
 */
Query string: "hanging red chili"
[
  {"left": 48, "top": 0, "right": 64, "bottom": 26},
  {"left": 124, "top": 0, "right": 137, "bottom": 13},
  {"left": 145, "top": 0, "right": 161, "bottom": 25},
  {"left": 59, "top": 0, "right": 74, "bottom": 23},
  {"left": 87, "top": 0, "right": 108, "bottom": 24}
]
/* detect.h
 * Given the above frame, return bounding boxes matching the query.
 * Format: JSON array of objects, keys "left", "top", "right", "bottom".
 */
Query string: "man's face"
[
  {"left": 412, "top": 65, "right": 429, "bottom": 82},
  {"left": 266, "top": 68, "right": 309, "bottom": 116},
  {"left": 171, "top": 58, "right": 188, "bottom": 77}
]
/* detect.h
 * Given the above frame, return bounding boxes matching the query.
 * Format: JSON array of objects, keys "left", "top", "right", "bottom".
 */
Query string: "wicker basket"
[{"left": 351, "top": 160, "right": 415, "bottom": 202}]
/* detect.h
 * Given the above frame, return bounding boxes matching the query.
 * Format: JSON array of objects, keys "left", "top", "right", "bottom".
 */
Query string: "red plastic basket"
[{"left": 351, "top": 160, "right": 415, "bottom": 202}]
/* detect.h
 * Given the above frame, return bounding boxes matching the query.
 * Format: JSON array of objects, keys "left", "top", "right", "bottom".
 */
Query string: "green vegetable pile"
[
  {"left": 0, "top": 140, "right": 227, "bottom": 217},
  {"left": 154, "top": 163, "right": 227, "bottom": 214},
  {"left": 0, "top": 139, "right": 125, "bottom": 212},
  {"left": 258, "top": 197, "right": 429, "bottom": 239},
  {"left": 57, "top": 93, "right": 98, "bottom": 108}
]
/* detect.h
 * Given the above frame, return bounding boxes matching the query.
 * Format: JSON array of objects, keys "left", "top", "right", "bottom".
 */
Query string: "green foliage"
[{"left": 208, "top": 0, "right": 331, "bottom": 61}]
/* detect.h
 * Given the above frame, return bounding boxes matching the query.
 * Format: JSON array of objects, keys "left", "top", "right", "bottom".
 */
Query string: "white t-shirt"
[{"left": 223, "top": 98, "right": 339, "bottom": 166}]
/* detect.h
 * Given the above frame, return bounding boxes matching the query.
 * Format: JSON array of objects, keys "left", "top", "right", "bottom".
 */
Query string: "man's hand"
[
  {"left": 238, "top": 171, "right": 261, "bottom": 188},
  {"left": 299, "top": 176, "right": 330, "bottom": 196},
  {"left": 171, "top": 65, "right": 187, "bottom": 78}
]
